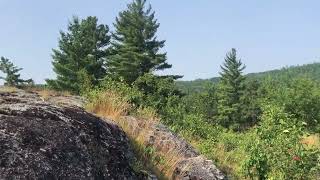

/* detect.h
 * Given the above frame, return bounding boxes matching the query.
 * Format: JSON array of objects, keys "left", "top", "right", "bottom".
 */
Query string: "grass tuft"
[
  {"left": 86, "top": 91, "right": 131, "bottom": 120},
  {"left": 0, "top": 86, "right": 18, "bottom": 93}
]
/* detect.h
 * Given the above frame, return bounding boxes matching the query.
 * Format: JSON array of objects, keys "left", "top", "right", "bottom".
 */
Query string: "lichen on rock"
[{"left": 0, "top": 89, "right": 138, "bottom": 179}]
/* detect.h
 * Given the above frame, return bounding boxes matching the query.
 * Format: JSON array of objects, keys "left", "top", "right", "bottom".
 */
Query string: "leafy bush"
[
  {"left": 99, "top": 78, "right": 144, "bottom": 107},
  {"left": 243, "top": 104, "right": 320, "bottom": 179},
  {"left": 263, "top": 78, "right": 320, "bottom": 132},
  {"left": 177, "top": 114, "right": 213, "bottom": 139},
  {"left": 182, "top": 83, "right": 217, "bottom": 121},
  {"left": 134, "top": 73, "right": 184, "bottom": 113}
]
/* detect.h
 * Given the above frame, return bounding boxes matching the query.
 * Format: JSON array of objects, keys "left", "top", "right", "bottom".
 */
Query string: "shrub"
[
  {"left": 243, "top": 104, "right": 320, "bottom": 179},
  {"left": 84, "top": 78, "right": 143, "bottom": 119},
  {"left": 99, "top": 78, "right": 144, "bottom": 107},
  {"left": 179, "top": 114, "right": 213, "bottom": 139},
  {"left": 134, "top": 74, "right": 184, "bottom": 113},
  {"left": 262, "top": 78, "right": 320, "bottom": 132}
]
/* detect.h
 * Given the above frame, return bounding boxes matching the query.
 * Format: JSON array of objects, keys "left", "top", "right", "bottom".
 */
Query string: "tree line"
[
  {"left": 46, "top": 0, "right": 179, "bottom": 94},
  {"left": 0, "top": 0, "right": 305, "bottom": 131},
  {"left": 42, "top": 0, "right": 256, "bottom": 130},
  {"left": 1, "top": 0, "right": 317, "bottom": 133}
]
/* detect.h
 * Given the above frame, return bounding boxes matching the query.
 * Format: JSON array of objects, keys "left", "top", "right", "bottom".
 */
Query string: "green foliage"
[
  {"left": 0, "top": 57, "right": 33, "bottom": 86},
  {"left": 160, "top": 94, "right": 186, "bottom": 127},
  {"left": 175, "top": 79, "right": 217, "bottom": 94},
  {"left": 47, "top": 16, "right": 110, "bottom": 93},
  {"left": 182, "top": 83, "right": 217, "bottom": 121},
  {"left": 133, "top": 73, "right": 183, "bottom": 112},
  {"left": 77, "top": 69, "right": 94, "bottom": 94},
  {"left": 243, "top": 104, "right": 320, "bottom": 179},
  {"left": 174, "top": 114, "right": 215, "bottom": 139},
  {"left": 107, "top": 0, "right": 174, "bottom": 84},
  {"left": 45, "top": 1, "right": 320, "bottom": 178},
  {"left": 241, "top": 80, "right": 262, "bottom": 127},
  {"left": 263, "top": 78, "right": 320, "bottom": 132},
  {"left": 86, "top": 74, "right": 183, "bottom": 118},
  {"left": 216, "top": 48, "right": 247, "bottom": 129},
  {"left": 90, "top": 77, "right": 144, "bottom": 108}
]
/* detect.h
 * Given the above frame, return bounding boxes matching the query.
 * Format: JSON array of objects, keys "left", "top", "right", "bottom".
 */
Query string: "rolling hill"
[{"left": 176, "top": 62, "right": 320, "bottom": 93}]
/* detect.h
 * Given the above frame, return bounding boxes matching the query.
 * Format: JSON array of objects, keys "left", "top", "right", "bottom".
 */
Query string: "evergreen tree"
[
  {"left": 0, "top": 57, "right": 33, "bottom": 86},
  {"left": 107, "top": 0, "right": 175, "bottom": 84},
  {"left": 46, "top": 16, "right": 110, "bottom": 93},
  {"left": 216, "top": 48, "right": 246, "bottom": 129}
]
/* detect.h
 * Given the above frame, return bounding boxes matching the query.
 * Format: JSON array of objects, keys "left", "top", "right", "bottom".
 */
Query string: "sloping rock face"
[
  {"left": 0, "top": 89, "right": 137, "bottom": 179},
  {"left": 124, "top": 116, "right": 226, "bottom": 180}
]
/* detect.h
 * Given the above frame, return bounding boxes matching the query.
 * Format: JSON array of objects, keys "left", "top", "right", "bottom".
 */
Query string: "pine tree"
[
  {"left": 46, "top": 16, "right": 110, "bottom": 93},
  {"left": 107, "top": 0, "right": 174, "bottom": 84},
  {"left": 216, "top": 48, "right": 246, "bottom": 129},
  {"left": 0, "top": 57, "right": 33, "bottom": 86}
]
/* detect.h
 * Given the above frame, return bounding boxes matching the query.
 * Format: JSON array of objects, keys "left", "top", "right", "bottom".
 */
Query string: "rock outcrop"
[
  {"left": 123, "top": 116, "right": 226, "bottom": 180},
  {"left": 0, "top": 89, "right": 137, "bottom": 179}
]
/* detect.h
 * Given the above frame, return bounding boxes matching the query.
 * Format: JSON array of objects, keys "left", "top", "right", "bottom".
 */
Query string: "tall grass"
[
  {"left": 84, "top": 87, "right": 200, "bottom": 179},
  {"left": 86, "top": 90, "right": 131, "bottom": 120}
]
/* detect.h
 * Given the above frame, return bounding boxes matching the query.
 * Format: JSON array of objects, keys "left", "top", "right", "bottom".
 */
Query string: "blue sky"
[{"left": 0, "top": 0, "right": 319, "bottom": 83}]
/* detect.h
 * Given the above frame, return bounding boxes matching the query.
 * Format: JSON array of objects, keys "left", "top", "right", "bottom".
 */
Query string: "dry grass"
[
  {"left": 301, "top": 134, "right": 320, "bottom": 148},
  {"left": 86, "top": 91, "right": 131, "bottom": 120},
  {"left": 37, "top": 89, "right": 55, "bottom": 101},
  {"left": 113, "top": 116, "right": 185, "bottom": 179},
  {"left": 88, "top": 97, "right": 186, "bottom": 180},
  {"left": 135, "top": 106, "right": 159, "bottom": 122},
  {"left": 85, "top": 90, "right": 216, "bottom": 179},
  {"left": 0, "top": 86, "right": 18, "bottom": 93},
  {"left": 35, "top": 89, "right": 71, "bottom": 101},
  {"left": 156, "top": 149, "right": 185, "bottom": 178}
]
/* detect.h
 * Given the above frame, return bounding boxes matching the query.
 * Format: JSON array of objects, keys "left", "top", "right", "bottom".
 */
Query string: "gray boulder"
[{"left": 0, "top": 89, "right": 138, "bottom": 179}]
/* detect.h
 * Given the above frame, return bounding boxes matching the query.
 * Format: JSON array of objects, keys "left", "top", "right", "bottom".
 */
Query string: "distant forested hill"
[{"left": 176, "top": 62, "right": 320, "bottom": 93}]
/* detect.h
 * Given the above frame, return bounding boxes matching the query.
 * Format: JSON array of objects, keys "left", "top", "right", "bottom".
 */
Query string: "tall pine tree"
[
  {"left": 46, "top": 16, "right": 110, "bottom": 93},
  {"left": 216, "top": 48, "right": 246, "bottom": 129},
  {"left": 0, "top": 57, "right": 33, "bottom": 86},
  {"left": 107, "top": 0, "right": 173, "bottom": 84}
]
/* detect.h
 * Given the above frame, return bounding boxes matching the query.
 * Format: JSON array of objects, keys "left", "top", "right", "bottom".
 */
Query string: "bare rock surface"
[{"left": 0, "top": 89, "right": 138, "bottom": 179}]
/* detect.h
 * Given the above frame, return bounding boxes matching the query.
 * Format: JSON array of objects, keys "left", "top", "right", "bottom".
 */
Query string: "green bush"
[
  {"left": 182, "top": 84, "right": 217, "bottom": 121},
  {"left": 100, "top": 78, "right": 144, "bottom": 107},
  {"left": 134, "top": 74, "right": 184, "bottom": 113},
  {"left": 263, "top": 78, "right": 320, "bottom": 132},
  {"left": 243, "top": 104, "right": 320, "bottom": 179}
]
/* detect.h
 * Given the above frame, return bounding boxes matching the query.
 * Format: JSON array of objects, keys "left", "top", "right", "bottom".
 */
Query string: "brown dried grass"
[{"left": 86, "top": 91, "right": 131, "bottom": 120}]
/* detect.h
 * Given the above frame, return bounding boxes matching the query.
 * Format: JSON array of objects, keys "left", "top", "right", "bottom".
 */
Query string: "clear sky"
[{"left": 0, "top": 0, "right": 319, "bottom": 84}]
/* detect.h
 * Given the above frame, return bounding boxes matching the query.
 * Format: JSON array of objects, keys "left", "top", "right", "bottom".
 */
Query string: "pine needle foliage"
[
  {"left": 216, "top": 48, "right": 246, "bottom": 129},
  {"left": 46, "top": 16, "right": 110, "bottom": 93},
  {"left": 0, "top": 57, "right": 33, "bottom": 86},
  {"left": 107, "top": 0, "right": 175, "bottom": 84}
]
